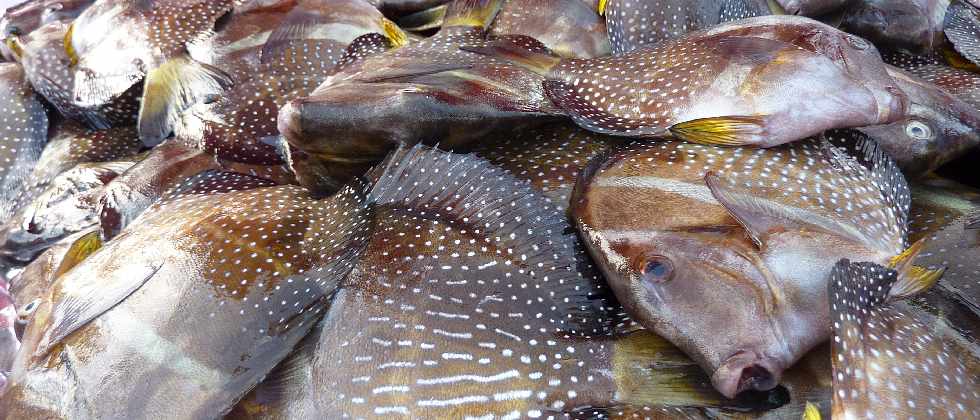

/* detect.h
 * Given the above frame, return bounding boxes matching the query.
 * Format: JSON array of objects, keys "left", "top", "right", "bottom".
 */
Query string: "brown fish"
[
  {"left": 773, "top": 0, "right": 848, "bottom": 16},
  {"left": 946, "top": 0, "right": 980, "bottom": 67},
  {"left": 2, "top": 170, "right": 370, "bottom": 418},
  {"left": 913, "top": 207, "right": 980, "bottom": 317},
  {"left": 0, "top": 62, "right": 48, "bottom": 225},
  {"left": 369, "top": 0, "right": 450, "bottom": 17},
  {"left": 572, "top": 136, "right": 940, "bottom": 398},
  {"left": 0, "top": 0, "right": 94, "bottom": 38},
  {"left": 904, "top": 62, "right": 980, "bottom": 110},
  {"left": 490, "top": 0, "right": 610, "bottom": 58},
  {"left": 464, "top": 15, "right": 908, "bottom": 148},
  {"left": 841, "top": 0, "right": 951, "bottom": 55},
  {"left": 828, "top": 260, "right": 979, "bottom": 419},
  {"left": 600, "top": 0, "right": 772, "bottom": 55},
  {"left": 29, "top": 122, "right": 142, "bottom": 192}
]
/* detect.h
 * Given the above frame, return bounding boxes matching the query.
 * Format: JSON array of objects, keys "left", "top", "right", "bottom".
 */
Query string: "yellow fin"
[
  {"left": 887, "top": 237, "right": 945, "bottom": 300},
  {"left": 443, "top": 0, "right": 504, "bottom": 29},
  {"left": 598, "top": 0, "right": 608, "bottom": 15},
  {"left": 381, "top": 17, "right": 408, "bottom": 48},
  {"left": 4, "top": 36, "right": 22, "bottom": 59},
  {"left": 397, "top": 4, "right": 447, "bottom": 32},
  {"left": 942, "top": 46, "right": 980, "bottom": 73},
  {"left": 138, "top": 57, "right": 233, "bottom": 147},
  {"left": 669, "top": 116, "right": 768, "bottom": 146},
  {"left": 63, "top": 22, "right": 78, "bottom": 67},
  {"left": 53, "top": 231, "right": 102, "bottom": 280},
  {"left": 802, "top": 402, "right": 822, "bottom": 420}
]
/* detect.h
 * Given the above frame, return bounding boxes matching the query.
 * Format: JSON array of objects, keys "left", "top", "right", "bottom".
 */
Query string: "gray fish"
[
  {"left": 489, "top": 0, "right": 610, "bottom": 58},
  {"left": 828, "top": 260, "right": 979, "bottom": 419},
  {"left": 572, "top": 136, "right": 941, "bottom": 398},
  {"left": 0, "top": 62, "right": 48, "bottom": 225},
  {"left": 946, "top": 0, "right": 980, "bottom": 67},
  {"left": 908, "top": 176, "right": 980, "bottom": 242},
  {"left": 841, "top": 0, "right": 951, "bottom": 55},
  {"left": 600, "top": 0, "right": 772, "bottom": 55},
  {"left": 0, "top": 0, "right": 94, "bottom": 38},
  {"left": 464, "top": 15, "right": 908, "bottom": 148},
  {"left": 774, "top": 0, "right": 848, "bottom": 16},
  {"left": 1, "top": 170, "right": 369, "bottom": 418}
]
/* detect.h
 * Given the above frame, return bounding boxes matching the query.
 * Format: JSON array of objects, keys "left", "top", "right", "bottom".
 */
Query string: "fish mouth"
[{"left": 711, "top": 350, "right": 782, "bottom": 399}]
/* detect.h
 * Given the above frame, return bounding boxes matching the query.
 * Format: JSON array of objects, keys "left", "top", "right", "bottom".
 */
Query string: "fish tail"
[
  {"left": 138, "top": 57, "right": 234, "bottom": 147},
  {"left": 442, "top": 0, "right": 504, "bottom": 30},
  {"left": 597, "top": 0, "right": 608, "bottom": 15},
  {"left": 460, "top": 35, "right": 561, "bottom": 75},
  {"left": 397, "top": 4, "right": 448, "bottom": 32},
  {"left": 887, "top": 237, "right": 945, "bottom": 300}
]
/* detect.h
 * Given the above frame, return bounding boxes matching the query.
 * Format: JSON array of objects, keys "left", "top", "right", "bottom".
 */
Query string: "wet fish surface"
[{"left": 0, "top": 62, "right": 48, "bottom": 225}]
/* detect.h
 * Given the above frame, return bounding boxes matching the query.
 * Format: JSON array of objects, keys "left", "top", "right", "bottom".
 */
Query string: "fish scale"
[
  {"left": 946, "top": 0, "right": 980, "bottom": 67},
  {"left": 914, "top": 214, "right": 980, "bottom": 316},
  {"left": 0, "top": 63, "right": 48, "bottom": 225},
  {"left": 906, "top": 64, "right": 980, "bottom": 110}
]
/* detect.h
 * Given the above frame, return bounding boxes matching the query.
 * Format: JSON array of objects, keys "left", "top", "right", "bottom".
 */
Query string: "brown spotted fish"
[
  {"left": 489, "top": 0, "right": 610, "bottom": 58},
  {"left": 0, "top": 0, "right": 94, "bottom": 38},
  {"left": 1, "top": 170, "right": 370, "bottom": 418},
  {"left": 572, "top": 136, "right": 943, "bottom": 399},
  {"left": 600, "top": 0, "right": 772, "bottom": 55},
  {"left": 903, "top": 62, "right": 980, "bottom": 110},
  {"left": 908, "top": 176, "right": 980, "bottom": 242},
  {"left": 226, "top": 145, "right": 791, "bottom": 419},
  {"left": 464, "top": 15, "right": 908, "bottom": 148},
  {"left": 828, "top": 260, "right": 980, "bottom": 419},
  {"left": 946, "top": 0, "right": 980, "bottom": 67},
  {"left": 65, "top": 0, "right": 238, "bottom": 145},
  {"left": 841, "top": 0, "right": 951, "bottom": 55},
  {"left": 774, "top": 0, "right": 848, "bottom": 16},
  {"left": 912, "top": 204, "right": 980, "bottom": 317},
  {"left": 0, "top": 62, "right": 48, "bottom": 225}
]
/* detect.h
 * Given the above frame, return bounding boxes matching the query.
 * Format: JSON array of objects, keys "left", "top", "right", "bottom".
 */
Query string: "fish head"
[
  {"left": 66, "top": 1, "right": 145, "bottom": 107},
  {"left": 841, "top": 0, "right": 942, "bottom": 54}
]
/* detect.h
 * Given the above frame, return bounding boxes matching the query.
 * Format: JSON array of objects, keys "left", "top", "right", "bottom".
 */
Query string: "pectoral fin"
[
  {"left": 669, "top": 116, "right": 769, "bottom": 146},
  {"left": 138, "top": 58, "right": 233, "bottom": 146}
]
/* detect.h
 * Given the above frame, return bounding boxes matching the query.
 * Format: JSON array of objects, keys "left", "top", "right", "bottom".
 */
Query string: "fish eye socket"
[
  {"left": 641, "top": 256, "right": 673, "bottom": 283},
  {"left": 21, "top": 299, "right": 39, "bottom": 315},
  {"left": 906, "top": 121, "right": 933, "bottom": 140}
]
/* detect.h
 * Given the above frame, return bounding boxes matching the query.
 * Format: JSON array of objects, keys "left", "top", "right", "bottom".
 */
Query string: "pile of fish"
[{"left": 0, "top": 0, "right": 977, "bottom": 418}]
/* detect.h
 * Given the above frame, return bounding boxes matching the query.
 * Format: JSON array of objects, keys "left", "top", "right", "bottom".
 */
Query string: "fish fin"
[
  {"left": 52, "top": 230, "right": 102, "bottom": 280},
  {"left": 442, "top": 0, "right": 504, "bottom": 30},
  {"left": 714, "top": 36, "right": 793, "bottom": 65},
  {"left": 63, "top": 22, "right": 78, "bottom": 67},
  {"left": 354, "top": 62, "right": 474, "bottom": 83},
  {"left": 829, "top": 259, "right": 896, "bottom": 328},
  {"left": 803, "top": 401, "right": 822, "bottom": 420},
  {"left": 887, "top": 238, "right": 944, "bottom": 300},
  {"left": 333, "top": 33, "right": 396, "bottom": 73},
  {"left": 543, "top": 80, "right": 668, "bottom": 136},
  {"left": 368, "top": 145, "right": 623, "bottom": 335},
  {"left": 397, "top": 4, "right": 447, "bottom": 32},
  {"left": 381, "top": 17, "right": 409, "bottom": 48},
  {"left": 35, "top": 261, "right": 163, "bottom": 358},
  {"left": 597, "top": 0, "right": 608, "bottom": 15},
  {"left": 138, "top": 57, "right": 233, "bottom": 147},
  {"left": 945, "top": 0, "right": 980, "bottom": 67},
  {"left": 460, "top": 35, "right": 560, "bottom": 75},
  {"left": 967, "top": 211, "right": 980, "bottom": 230},
  {"left": 669, "top": 116, "right": 770, "bottom": 146}
]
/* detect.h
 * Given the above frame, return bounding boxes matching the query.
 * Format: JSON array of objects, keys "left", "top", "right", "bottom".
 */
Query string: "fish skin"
[
  {"left": 946, "top": 0, "right": 980, "bottom": 67},
  {"left": 603, "top": 0, "right": 772, "bottom": 55},
  {"left": 0, "top": 63, "right": 48, "bottom": 226},
  {"left": 26, "top": 122, "right": 143, "bottom": 194},
  {"left": 0, "top": 0, "right": 94, "bottom": 38},
  {"left": 903, "top": 63, "right": 980, "bottom": 110},
  {"left": 0, "top": 160, "right": 134, "bottom": 265},
  {"left": 368, "top": 0, "right": 449, "bottom": 17},
  {"left": 912, "top": 203, "right": 980, "bottom": 318},
  {"left": 0, "top": 275, "right": 17, "bottom": 394},
  {"left": 572, "top": 137, "right": 910, "bottom": 399},
  {"left": 908, "top": 176, "right": 980, "bottom": 242},
  {"left": 774, "top": 0, "right": 848, "bottom": 16},
  {"left": 1, "top": 170, "right": 370, "bottom": 419},
  {"left": 828, "top": 260, "right": 980, "bottom": 419},
  {"left": 841, "top": 0, "right": 951, "bottom": 55},
  {"left": 490, "top": 0, "right": 611, "bottom": 58},
  {"left": 466, "top": 15, "right": 908, "bottom": 148}
]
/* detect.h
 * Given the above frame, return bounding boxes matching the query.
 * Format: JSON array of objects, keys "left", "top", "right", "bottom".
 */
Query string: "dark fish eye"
[
  {"left": 641, "top": 256, "right": 673, "bottom": 283},
  {"left": 20, "top": 299, "right": 39, "bottom": 315}
]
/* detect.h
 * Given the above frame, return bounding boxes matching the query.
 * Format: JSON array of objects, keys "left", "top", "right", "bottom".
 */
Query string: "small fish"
[
  {"left": 945, "top": 0, "right": 980, "bottom": 67},
  {"left": 600, "top": 0, "right": 772, "bottom": 54},
  {"left": 0, "top": 62, "right": 48, "bottom": 225},
  {"left": 1, "top": 170, "right": 369, "bottom": 418},
  {"left": 65, "top": 0, "right": 238, "bottom": 145},
  {"left": 828, "top": 260, "right": 979, "bottom": 419},
  {"left": 572, "top": 136, "right": 941, "bottom": 398},
  {"left": 0, "top": 0, "right": 94, "bottom": 38},
  {"left": 490, "top": 0, "right": 610, "bottom": 58},
  {"left": 464, "top": 15, "right": 908, "bottom": 148},
  {"left": 0, "top": 159, "right": 135, "bottom": 265},
  {"left": 840, "top": 0, "right": 951, "bottom": 55},
  {"left": 773, "top": 0, "right": 848, "bottom": 16}
]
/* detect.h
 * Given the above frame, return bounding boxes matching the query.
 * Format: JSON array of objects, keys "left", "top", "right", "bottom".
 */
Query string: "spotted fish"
[
  {"left": 65, "top": 0, "right": 238, "bottom": 145},
  {"left": 0, "top": 0, "right": 93, "bottom": 38},
  {"left": 0, "top": 274, "right": 16, "bottom": 394},
  {"left": 1, "top": 170, "right": 370, "bottom": 418},
  {"left": 908, "top": 176, "right": 980, "bottom": 242},
  {"left": 828, "top": 260, "right": 980, "bottom": 419},
  {"left": 773, "top": 0, "right": 848, "bottom": 16},
  {"left": 600, "top": 0, "right": 772, "bottom": 55},
  {"left": 571, "top": 136, "right": 943, "bottom": 398},
  {"left": 841, "top": 0, "right": 951, "bottom": 55},
  {"left": 464, "top": 15, "right": 908, "bottom": 148},
  {"left": 902, "top": 62, "right": 980, "bottom": 110},
  {"left": 489, "top": 0, "right": 610, "bottom": 59},
  {"left": 225, "top": 145, "right": 793, "bottom": 419},
  {"left": 912, "top": 206, "right": 980, "bottom": 318},
  {"left": 946, "top": 0, "right": 980, "bottom": 67},
  {"left": 0, "top": 62, "right": 48, "bottom": 225}
]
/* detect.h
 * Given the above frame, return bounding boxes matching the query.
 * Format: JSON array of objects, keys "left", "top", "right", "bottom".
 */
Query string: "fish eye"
[
  {"left": 19, "top": 299, "right": 39, "bottom": 317},
  {"left": 905, "top": 121, "right": 933, "bottom": 140},
  {"left": 845, "top": 35, "right": 870, "bottom": 50},
  {"left": 641, "top": 256, "right": 673, "bottom": 283}
]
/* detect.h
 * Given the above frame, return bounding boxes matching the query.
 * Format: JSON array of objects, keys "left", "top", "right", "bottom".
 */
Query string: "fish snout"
[{"left": 711, "top": 350, "right": 784, "bottom": 399}]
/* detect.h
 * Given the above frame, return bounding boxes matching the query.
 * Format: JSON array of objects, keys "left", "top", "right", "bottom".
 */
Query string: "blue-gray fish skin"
[
  {"left": 572, "top": 137, "right": 912, "bottom": 399},
  {"left": 841, "top": 0, "right": 951, "bottom": 55},
  {"left": 0, "top": 63, "right": 48, "bottom": 226},
  {"left": 1, "top": 170, "right": 371, "bottom": 419},
  {"left": 603, "top": 0, "right": 772, "bottom": 55},
  {"left": 490, "top": 0, "right": 610, "bottom": 58},
  {"left": 828, "top": 260, "right": 980, "bottom": 419}
]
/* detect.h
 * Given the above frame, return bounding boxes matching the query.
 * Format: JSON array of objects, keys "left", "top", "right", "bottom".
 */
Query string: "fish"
[
  {"left": 225, "top": 145, "right": 792, "bottom": 419},
  {"left": 0, "top": 0, "right": 94, "bottom": 38},
  {"left": 903, "top": 62, "right": 980, "bottom": 110},
  {"left": 0, "top": 62, "right": 48, "bottom": 225},
  {"left": 571, "top": 136, "right": 943, "bottom": 399},
  {"left": 1, "top": 169, "right": 370, "bottom": 418},
  {"left": 599, "top": 0, "right": 772, "bottom": 55},
  {"left": 840, "top": 0, "right": 951, "bottom": 55},
  {"left": 912, "top": 204, "right": 980, "bottom": 317},
  {"left": 489, "top": 0, "right": 610, "bottom": 58},
  {"left": 0, "top": 159, "right": 135, "bottom": 265},
  {"left": 464, "top": 15, "right": 909, "bottom": 148},
  {"left": 907, "top": 176, "right": 980, "bottom": 242},
  {"left": 279, "top": 0, "right": 568, "bottom": 194},
  {"left": 945, "top": 0, "right": 980, "bottom": 67},
  {"left": 773, "top": 0, "right": 848, "bottom": 16},
  {"left": 65, "top": 0, "right": 238, "bottom": 145},
  {"left": 369, "top": 0, "right": 450, "bottom": 17},
  {"left": 827, "top": 260, "right": 979, "bottom": 419},
  {"left": 0, "top": 275, "right": 17, "bottom": 394},
  {"left": 27, "top": 122, "right": 142, "bottom": 193},
  {"left": 826, "top": 66, "right": 980, "bottom": 177}
]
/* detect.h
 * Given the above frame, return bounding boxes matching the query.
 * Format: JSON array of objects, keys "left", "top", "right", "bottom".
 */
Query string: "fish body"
[
  {"left": 946, "top": 0, "right": 980, "bottom": 67},
  {"left": 774, "top": 0, "right": 848, "bottom": 16},
  {"left": 841, "top": 0, "right": 951, "bottom": 55},
  {"left": 904, "top": 62, "right": 980, "bottom": 110},
  {"left": 1, "top": 170, "right": 369, "bottom": 418},
  {"left": 0, "top": 275, "right": 16, "bottom": 394},
  {"left": 490, "top": 0, "right": 610, "bottom": 58},
  {"left": 913, "top": 201, "right": 980, "bottom": 317},
  {"left": 466, "top": 15, "right": 908, "bottom": 148},
  {"left": 603, "top": 0, "right": 772, "bottom": 55},
  {"left": 0, "top": 63, "right": 48, "bottom": 225},
  {"left": 572, "top": 137, "right": 915, "bottom": 398},
  {"left": 828, "top": 260, "right": 979, "bottom": 419},
  {"left": 0, "top": 0, "right": 93, "bottom": 38}
]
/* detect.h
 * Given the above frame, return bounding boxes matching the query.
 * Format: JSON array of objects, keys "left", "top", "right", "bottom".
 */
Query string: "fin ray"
[{"left": 138, "top": 58, "right": 233, "bottom": 146}]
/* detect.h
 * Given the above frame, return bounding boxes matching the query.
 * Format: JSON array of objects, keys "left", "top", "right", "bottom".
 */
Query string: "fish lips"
[{"left": 711, "top": 350, "right": 786, "bottom": 399}]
